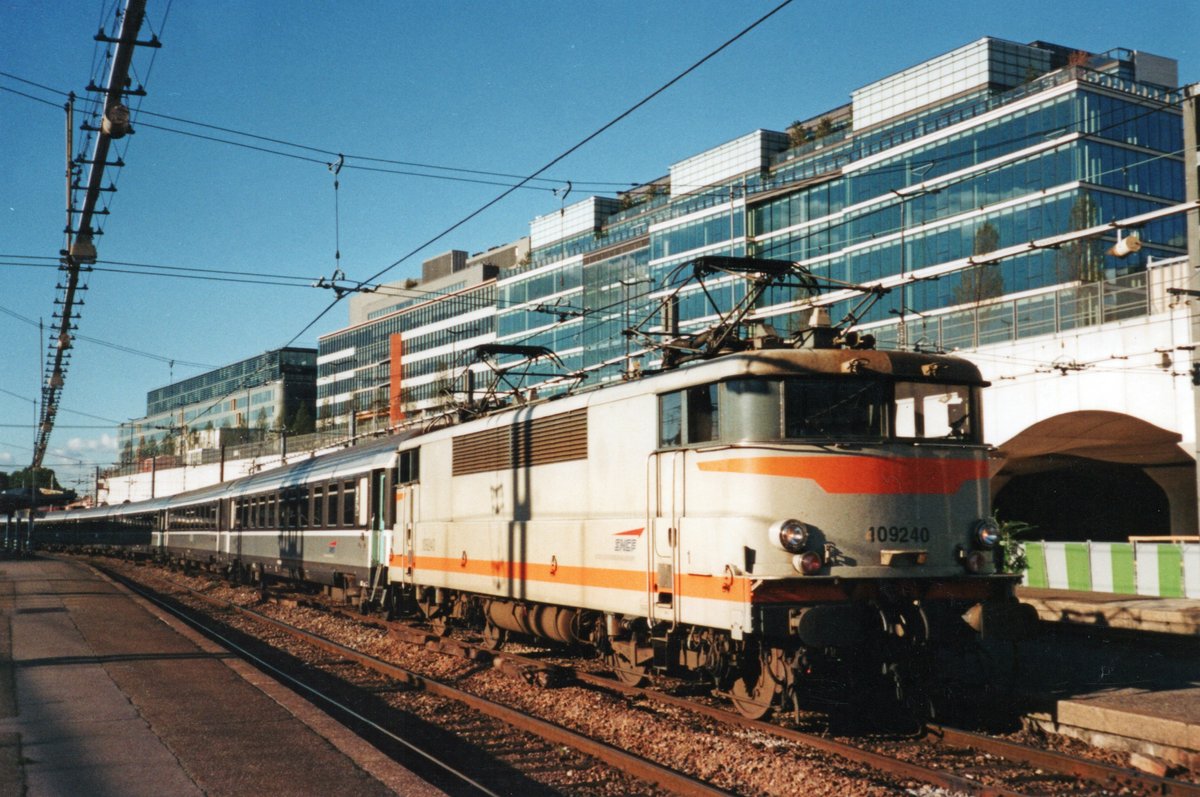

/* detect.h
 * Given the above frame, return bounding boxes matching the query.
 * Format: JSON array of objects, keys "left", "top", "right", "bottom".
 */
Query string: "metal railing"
[
  {"left": 867, "top": 261, "right": 1187, "bottom": 352},
  {"left": 102, "top": 429, "right": 353, "bottom": 480}
]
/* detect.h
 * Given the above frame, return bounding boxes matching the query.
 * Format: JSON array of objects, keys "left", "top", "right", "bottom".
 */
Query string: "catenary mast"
[{"left": 32, "top": 0, "right": 159, "bottom": 469}]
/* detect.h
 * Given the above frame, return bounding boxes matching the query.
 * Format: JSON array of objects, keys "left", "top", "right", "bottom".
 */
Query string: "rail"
[
  {"left": 103, "top": 565, "right": 733, "bottom": 797},
  {"left": 90, "top": 555, "right": 1200, "bottom": 796}
]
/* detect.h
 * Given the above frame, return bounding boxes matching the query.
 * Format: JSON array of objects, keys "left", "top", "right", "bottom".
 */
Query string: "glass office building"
[
  {"left": 120, "top": 348, "right": 317, "bottom": 461},
  {"left": 319, "top": 37, "right": 1187, "bottom": 420},
  {"left": 317, "top": 279, "right": 498, "bottom": 430}
]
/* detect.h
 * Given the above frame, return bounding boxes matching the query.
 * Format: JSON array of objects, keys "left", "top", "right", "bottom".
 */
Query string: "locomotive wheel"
[
  {"left": 729, "top": 646, "right": 787, "bottom": 720},
  {"left": 417, "top": 592, "right": 449, "bottom": 636},
  {"left": 609, "top": 637, "right": 651, "bottom": 686},
  {"left": 481, "top": 621, "right": 507, "bottom": 650}
]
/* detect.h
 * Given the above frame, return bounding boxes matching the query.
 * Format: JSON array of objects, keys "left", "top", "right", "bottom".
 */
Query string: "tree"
[
  {"left": 290, "top": 404, "right": 315, "bottom": 435},
  {"left": 120, "top": 439, "right": 134, "bottom": 464},
  {"left": 813, "top": 116, "right": 836, "bottom": 139},
  {"left": 254, "top": 408, "right": 269, "bottom": 432},
  {"left": 953, "top": 221, "right": 1004, "bottom": 304},
  {"left": 786, "top": 120, "right": 812, "bottom": 148},
  {"left": 6, "top": 467, "right": 62, "bottom": 491},
  {"left": 1057, "top": 193, "right": 1104, "bottom": 283}
]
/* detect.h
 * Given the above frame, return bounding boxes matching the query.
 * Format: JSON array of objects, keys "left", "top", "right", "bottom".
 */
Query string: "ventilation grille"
[{"left": 453, "top": 408, "right": 588, "bottom": 476}]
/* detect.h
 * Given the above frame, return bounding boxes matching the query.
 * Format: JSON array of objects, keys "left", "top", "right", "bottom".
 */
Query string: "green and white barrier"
[{"left": 1023, "top": 541, "right": 1200, "bottom": 599}]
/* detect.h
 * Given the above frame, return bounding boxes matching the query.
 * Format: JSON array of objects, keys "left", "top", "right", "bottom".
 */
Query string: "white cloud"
[
  {"left": 0, "top": 451, "right": 13, "bottom": 465},
  {"left": 65, "top": 434, "right": 118, "bottom": 454}
]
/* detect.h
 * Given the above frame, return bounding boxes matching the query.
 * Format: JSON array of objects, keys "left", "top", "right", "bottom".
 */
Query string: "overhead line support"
[{"left": 32, "top": 0, "right": 152, "bottom": 470}]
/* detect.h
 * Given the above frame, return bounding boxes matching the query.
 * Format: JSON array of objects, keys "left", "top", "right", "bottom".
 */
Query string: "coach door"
[
  {"left": 649, "top": 450, "right": 683, "bottom": 624},
  {"left": 394, "top": 448, "right": 420, "bottom": 587},
  {"left": 371, "top": 469, "right": 388, "bottom": 569},
  {"left": 395, "top": 484, "right": 416, "bottom": 586}
]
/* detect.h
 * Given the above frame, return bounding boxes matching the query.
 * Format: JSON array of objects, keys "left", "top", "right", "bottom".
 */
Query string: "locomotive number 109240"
[{"left": 866, "top": 526, "right": 931, "bottom": 543}]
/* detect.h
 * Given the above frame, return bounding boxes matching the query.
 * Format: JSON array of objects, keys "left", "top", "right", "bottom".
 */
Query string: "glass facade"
[
  {"left": 317, "top": 281, "right": 497, "bottom": 428},
  {"left": 146, "top": 348, "right": 315, "bottom": 415},
  {"left": 121, "top": 347, "right": 317, "bottom": 461},
  {"left": 317, "top": 37, "right": 1187, "bottom": 417}
]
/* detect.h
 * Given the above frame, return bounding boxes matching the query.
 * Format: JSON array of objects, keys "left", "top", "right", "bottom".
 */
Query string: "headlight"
[
  {"left": 770, "top": 519, "right": 810, "bottom": 553},
  {"left": 956, "top": 544, "right": 988, "bottom": 573},
  {"left": 794, "top": 551, "right": 824, "bottom": 575},
  {"left": 973, "top": 518, "right": 1000, "bottom": 548}
]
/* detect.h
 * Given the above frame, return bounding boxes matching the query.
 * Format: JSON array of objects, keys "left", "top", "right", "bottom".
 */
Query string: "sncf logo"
[{"left": 613, "top": 527, "right": 643, "bottom": 553}]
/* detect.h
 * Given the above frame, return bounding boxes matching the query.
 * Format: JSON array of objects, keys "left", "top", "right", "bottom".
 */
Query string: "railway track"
[
  {"left": 96, "top": 560, "right": 732, "bottom": 796},
  {"left": 390, "top": 622, "right": 1200, "bottom": 796},
  {"left": 93, "top": 557, "right": 1200, "bottom": 796}
]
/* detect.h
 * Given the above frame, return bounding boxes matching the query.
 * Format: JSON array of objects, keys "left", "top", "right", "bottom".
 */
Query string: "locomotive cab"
[{"left": 643, "top": 345, "right": 1032, "bottom": 718}]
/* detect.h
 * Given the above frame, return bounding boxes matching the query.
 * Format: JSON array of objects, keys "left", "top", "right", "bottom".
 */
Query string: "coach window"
[
  {"left": 298, "top": 488, "right": 309, "bottom": 528},
  {"left": 342, "top": 480, "right": 357, "bottom": 527},
  {"left": 267, "top": 495, "right": 277, "bottom": 528},
  {"left": 313, "top": 486, "right": 324, "bottom": 528},
  {"left": 329, "top": 485, "right": 341, "bottom": 527},
  {"left": 658, "top": 392, "right": 682, "bottom": 447}
]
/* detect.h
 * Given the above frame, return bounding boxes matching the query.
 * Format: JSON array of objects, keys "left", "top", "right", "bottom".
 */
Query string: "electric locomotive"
[
  {"left": 33, "top": 314, "right": 1032, "bottom": 720},
  {"left": 386, "top": 326, "right": 1031, "bottom": 718}
]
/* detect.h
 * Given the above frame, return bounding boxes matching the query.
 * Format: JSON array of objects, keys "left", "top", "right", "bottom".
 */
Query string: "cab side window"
[
  {"left": 399, "top": 449, "right": 420, "bottom": 484},
  {"left": 658, "top": 392, "right": 682, "bottom": 447},
  {"left": 658, "top": 383, "right": 720, "bottom": 447},
  {"left": 686, "top": 384, "right": 719, "bottom": 443}
]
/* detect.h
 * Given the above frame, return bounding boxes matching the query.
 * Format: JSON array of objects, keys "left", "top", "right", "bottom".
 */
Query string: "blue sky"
[{"left": 2, "top": 0, "right": 1197, "bottom": 491}]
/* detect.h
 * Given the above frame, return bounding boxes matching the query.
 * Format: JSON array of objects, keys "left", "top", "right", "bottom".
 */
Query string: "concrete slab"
[
  {"left": 1018, "top": 587, "right": 1200, "bottom": 635},
  {"left": 1034, "top": 688, "right": 1200, "bottom": 771}
]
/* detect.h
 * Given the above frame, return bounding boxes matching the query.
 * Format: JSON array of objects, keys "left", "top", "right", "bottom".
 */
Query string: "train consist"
[{"left": 23, "top": 329, "right": 1033, "bottom": 718}]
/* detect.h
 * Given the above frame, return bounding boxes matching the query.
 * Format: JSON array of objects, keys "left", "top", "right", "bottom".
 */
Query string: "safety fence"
[{"left": 1022, "top": 541, "right": 1200, "bottom": 599}]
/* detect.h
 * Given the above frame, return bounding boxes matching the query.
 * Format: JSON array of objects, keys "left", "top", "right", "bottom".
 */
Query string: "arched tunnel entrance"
[
  {"left": 994, "top": 458, "right": 1169, "bottom": 542},
  {"left": 992, "top": 411, "right": 1195, "bottom": 542}
]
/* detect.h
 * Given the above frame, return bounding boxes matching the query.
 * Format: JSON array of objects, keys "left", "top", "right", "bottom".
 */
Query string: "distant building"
[
  {"left": 315, "top": 37, "right": 1193, "bottom": 535},
  {"left": 118, "top": 348, "right": 317, "bottom": 463},
  {"left": 318, "top": 239, "right": 528, "bottom": 430}
]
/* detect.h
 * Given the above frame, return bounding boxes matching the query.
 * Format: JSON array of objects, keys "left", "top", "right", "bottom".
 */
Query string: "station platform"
[
  {"left": 1016, "top": 586, "right": 1200, "bottom": 772},
  {"left": 0, "top": 557, "right": 444, "bottom": 797},
  {"left": 1018, "top": 585, "right": 1200, "bottom": 635}
]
